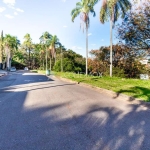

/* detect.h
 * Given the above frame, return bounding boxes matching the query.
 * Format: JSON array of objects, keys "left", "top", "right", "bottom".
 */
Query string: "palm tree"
[
  {"left": 4, "top": 34, "right": 20, "bottom": 70},
  {"left": 92, "top": 0, "right": 131, "bottom": 77},
  {"left": 71, "top": 0, "right": 96, "bottom": 75},
  {"left": 23, "top": 33, "right": 33, "bottom": 69},
  {"left": 59, "top": 44, "right": 66, "bottom": 72},
  {"left": 40, "top": 32, "right": 52, "bottom": 74},
  {"left": 49, "top": 35, "right": 60, "bottom": 65}
]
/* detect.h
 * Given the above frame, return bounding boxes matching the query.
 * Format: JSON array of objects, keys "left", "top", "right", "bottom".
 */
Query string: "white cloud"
[
  {"left": 5, "top": 14, "right": 14, "bottom": 19},
  {"left": 62, "top": 0, "right": 66, "bottom": 2},
  {"left": 14, "top": 12, "right": 18, "bottom": 15},
  {"left": 101, "top": 39, "right": 104, "bottom": 42},
  {"left": 88, "top": 33, "right": 92, "bottom": 36},
  {"left": 16, "top": 8, "right": 24, "bottom": 12},
  {"left": 72, "top": 46, "right": 82, "bottom": 50},
  {"left": 0, "top": 7, "right": 6, "bottom": 12},
  {"left": 3, "top": 0, "right": 15, "bottom": 6},
  {"left": 63, "top": 25, "right": 67, "bottom": 28}
]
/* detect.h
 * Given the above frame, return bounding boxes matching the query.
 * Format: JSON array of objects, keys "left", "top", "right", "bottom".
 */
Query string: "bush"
[
  {"left": 104, "top": 67, "right": 125, "bottom": 78},
  {"left": 53, "top": 58, "right": 75, "bottom": 72}
]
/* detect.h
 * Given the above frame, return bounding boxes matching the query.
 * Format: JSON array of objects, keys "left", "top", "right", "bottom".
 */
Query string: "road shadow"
[
  {"left": 0, "top": 91, "right": 150, "bottom": 149},
  {"left": 1, "top": 71, "right": 150, "bottom": 149},
  {"left": 114, "top": 86, "right": 150, "bottom": 102}
]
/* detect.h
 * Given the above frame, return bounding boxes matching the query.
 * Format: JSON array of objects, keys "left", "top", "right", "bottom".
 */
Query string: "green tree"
[
  {"left": 40, "top": 32, "right": 52, "bottom": 72},
  {"left": 117, "top": 2, "right": 150, "bottom": 51},
  {"left": 92, "top": 0, "right": 131, "bottom": 77},
  {"left": 23, "top": 33, "right": 33, "bottom": 69},
  {"left": 71, "top": 0, "right": 96, "bottom": 75},
  {"left": 49, "top": 35, "right": 60, "bottom": 65},
  {"left": 4, "top": 34, "right": 20, "bottom": 69}
]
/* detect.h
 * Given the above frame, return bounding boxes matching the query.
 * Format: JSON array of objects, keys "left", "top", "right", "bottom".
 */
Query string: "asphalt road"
[{"left": 0, "top": 71, "right": 150, "bottom": 150}]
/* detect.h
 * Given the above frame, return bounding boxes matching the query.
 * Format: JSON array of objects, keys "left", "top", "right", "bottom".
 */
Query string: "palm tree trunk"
[
  {"left": 46, "top": 47, "right": 48, "bottom": 72},
  {"left": 110, "top": 18, "right": 113, "bottom": 77},
  {"left": 86, "top": 22, "right": 88, "bottom": 76},
  {"left": 61, "top": 47, "right": 63, "bottom": 72},
  {"left": 29, "top": 48, "right": 31, "bottom": 69},
  {"left": 0, "top": 47, "right": 2, "bottom": 69},
  {"left": 43, "top": 59, "right": 44, "bottom": 70},
  {"left": 50, "top": 57, "right": 51, "bottom": 71},
  {"left": 6, "top": 47, "right": 10, "bottom": 70},
  {"left": 55, "top": 52, "right": 56, "bottom": 65}
]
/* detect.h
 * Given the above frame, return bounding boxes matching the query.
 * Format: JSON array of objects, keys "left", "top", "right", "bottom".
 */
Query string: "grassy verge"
[{"left": 54, "top": 72, "right": 150, "bottom": 102}]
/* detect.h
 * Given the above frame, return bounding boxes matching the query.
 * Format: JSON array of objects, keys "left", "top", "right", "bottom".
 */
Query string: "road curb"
[{"left": 54, "top": 76, "right": 150, "bottom": 107}]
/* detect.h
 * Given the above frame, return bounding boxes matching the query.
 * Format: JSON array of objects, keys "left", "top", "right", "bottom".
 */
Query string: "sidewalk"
[{"left": 0, "top": 70, "right": 8, "bottom": 77}]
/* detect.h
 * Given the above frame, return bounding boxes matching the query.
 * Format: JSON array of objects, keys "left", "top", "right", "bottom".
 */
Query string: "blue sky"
[{"left": 0, "top": 0, "right": 119, "bottom": 56}]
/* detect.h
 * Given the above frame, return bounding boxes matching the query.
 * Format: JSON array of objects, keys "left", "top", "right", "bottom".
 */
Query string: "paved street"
[{"left": 0, "top": 71, "right": 150, "bottom": 150}]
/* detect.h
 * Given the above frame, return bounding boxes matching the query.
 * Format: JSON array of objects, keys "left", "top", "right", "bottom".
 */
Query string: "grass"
[{"left": 54, "top": 72, "right": 150, "bottom": 102}]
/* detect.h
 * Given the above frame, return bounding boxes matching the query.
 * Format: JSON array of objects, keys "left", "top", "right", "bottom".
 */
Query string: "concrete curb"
[{"left": 54, "top": 76, "right": 150, "bottom": 107}]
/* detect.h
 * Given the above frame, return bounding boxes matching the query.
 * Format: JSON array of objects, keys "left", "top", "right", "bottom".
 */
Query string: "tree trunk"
[
  {"left": 86, "top": 22, "right": 88, "bottom": 76},
  {"left": 50, "top": 57, "right": 51, "bottom": 71},
  {"left": 6, "top": 47, "right": 10, "bottom": 70},
  {"left": 110, "top": 18, "right": 113, "bottom": 77},
  {"left": 29, "top": 48, "right": 31, "bottom": 69},
  {"left": 0, "top": 47, "right": 2, "bottom": 69},
  {"left": 61, "top": 47, "right": 63, "bottom": 72},
  {"left": 46, "top": 47, "right": 48, "bottom": 71},
  {"left": 55, "top": 52, "right": 56, "bottom": 65},
  {"left": 43, "top": 59, "right": 44, "bottom": 70}
]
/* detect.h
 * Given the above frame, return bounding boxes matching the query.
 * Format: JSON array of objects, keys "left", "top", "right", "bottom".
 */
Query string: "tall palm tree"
[
  {"left": 92, "top": 0, "right": 131, "bottom": 77},
  {"left": 40, "top": 32, "right": 52, "bottom": 73},
  {"left": 71, "top": 0, "right": 96, "bottom": 75},
  {"left": 23, "top": 33, "right": 33, "bottom": 69},
  {"left": 4, "top": 34, "right": 20, "bottom": 70},
  {"left": 59, "top": 44, "right": 66, "bottom": 72},
  {"left": 49, "top": 35, "right": 60, "bottom": 65}
]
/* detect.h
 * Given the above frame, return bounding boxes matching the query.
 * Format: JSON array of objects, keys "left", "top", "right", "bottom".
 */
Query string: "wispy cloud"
[
  {"left": 0, "top": 7, "right": 6, "bottom": 12},
  {"left": 16, "top": 8, "right": 24, "bottom": 12},
  {"left": 101, "top": 39, "right": 104, "bottom": 42},
  {"left": 62, "top": 0, "right": 66, "bottom": 2},
  {"left": 88, "top": 33, "right": 92, "bottom": 36},
  {"left": 5, "top": 14, "right": 14, "bottom": 19},
  {"left": 14, "top": 12, "right": 18, "bottom": 15},
  {"left": 63, "top": 25, "right": 67, "bottom": 28},
  {"left": 3, "top": 0, "right": 15, "bottom": 6}
]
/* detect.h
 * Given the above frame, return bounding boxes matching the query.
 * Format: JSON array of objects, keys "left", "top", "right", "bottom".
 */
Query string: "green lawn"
[{"left": 54, "top": 72, "right": 150, "bottom": 102}]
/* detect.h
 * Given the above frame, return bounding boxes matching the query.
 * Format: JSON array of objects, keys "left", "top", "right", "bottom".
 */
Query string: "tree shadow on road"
[
  {"left": 1, "top": 72, "right": 150, "bottom": 150},
  {"left": 0, "top": 90, "right": 150, "bottom": 150},
  {"left": 114, "top": 86, "right": 150, "bottom": 102}
]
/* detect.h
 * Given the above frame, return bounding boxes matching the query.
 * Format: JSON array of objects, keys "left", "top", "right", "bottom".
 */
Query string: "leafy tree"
[
  {"left": 92, "top": 0, "right": 131, "bottom": 77},
  {"left": 4, "top": 34, "right": 20, "bottom": 69},
  {"left": 49, "top": 35, "right": 60, "bottom": 68},
  {"left": 71, "top": 0, "right": 96, "bottom": 75},
  {"left": 89, "top": 44, "right": 147, "bottom": 78},
  {"left": 117, "top": 2, "right": 150, "bottom": 52},
  {"left": 23, "top": 33, "right": 33, "bottom": 69},
  {"left": 40, "top": 32, "right": 52, "bottom": 71},
  {"left": 54, "top": 58, "right": 74, "bottom": 72}
]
